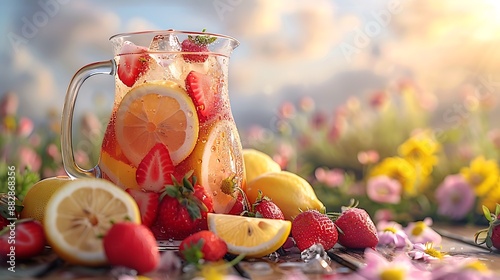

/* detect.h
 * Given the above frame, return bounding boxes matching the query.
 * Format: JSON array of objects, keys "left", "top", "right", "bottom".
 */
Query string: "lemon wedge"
[
  {"left": 43, "top": 178, "right": 140, "bottom": 266},
  {"left": 207, "top": 213, "right": 291, "bottom": 258}
]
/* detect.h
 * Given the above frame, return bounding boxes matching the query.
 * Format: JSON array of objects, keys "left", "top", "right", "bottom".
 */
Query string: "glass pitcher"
[{"left": 61, "top": 30, "right": 245, "bottom": 220}]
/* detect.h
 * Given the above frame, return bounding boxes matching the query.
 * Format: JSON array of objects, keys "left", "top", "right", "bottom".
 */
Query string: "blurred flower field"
[
  {"left": 2, "top": 78, "right": 500, "bottom": 225},
  {"left": 241, "top": 79, "right": 500, "bottom": 225}
]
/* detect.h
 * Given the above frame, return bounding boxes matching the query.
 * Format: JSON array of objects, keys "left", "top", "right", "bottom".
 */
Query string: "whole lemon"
[
  {"left": 20, "top": 176, "right": 72, "bottom": 224},
  {"left": 245, "top": 171, "right": 325, "bottom": 221},
  {"left": 243, "top": 149, "right": 281, "bottom": 183}
]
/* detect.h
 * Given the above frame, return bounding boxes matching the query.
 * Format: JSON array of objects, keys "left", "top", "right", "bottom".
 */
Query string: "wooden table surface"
[{"left": 0, "top": 224, "right": 498, "bottom": 279}]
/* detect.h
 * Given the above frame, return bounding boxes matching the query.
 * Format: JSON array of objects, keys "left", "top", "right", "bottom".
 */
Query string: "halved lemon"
[
  {"left": 43, "top": 178, "right": 140, "bottom": 266},
  {"left": 99, "top": 151, "right": 139, "bottom": 190},
  {"left": 207, "top": 213, "right": 291, "bottom": 258},
  {"left": 180, "top": 120, "right": 245, "bottom": 213},
  {"left": 20, "top": 176, "right": 72, "bottom": 224},
  {"left": 115, "top": 81, "right": 199, "bottom": 166}
]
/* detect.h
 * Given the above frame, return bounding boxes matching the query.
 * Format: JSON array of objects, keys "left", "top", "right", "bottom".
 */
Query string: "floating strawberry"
[
  {"left": 179, "top": 230, "right": 227, "bottom": 264},
  {"left": 156, "top": 172, "right": 213, "bottom": 239},
  {"left": 291, "top": 210, "right": 338, "bottom": 251},
  {"left": 0, "top": 219, "right": 46, "bottom": 260},
  {"left": 330, "top": 202, "right": 379, "bottom": 249},
  {"left": 185, "top": 71, "right": 218, "bottom": 121},
  {"left": 250, "top": 190, "right": 284, "bottom": 220},
  {"left": 475, "top": 204, "right": 500, "bottom": 250},
  {"left": 181, "top": 29, "right": 216, "bottom": 63},
  {"left": 221, "top": 175, "right": 249, "bottom": 216},
  {"left": 126, "top": 189, "right": 159, "bottom": 227},
  {"left": 117, "top": 42, "right": 150, "bottom": 87},
  {"left": 136, "top": 143, "right": 175, "bottom": 193},
  {"left": 104, "top": 222, "right": 159, "bottom": 274}
]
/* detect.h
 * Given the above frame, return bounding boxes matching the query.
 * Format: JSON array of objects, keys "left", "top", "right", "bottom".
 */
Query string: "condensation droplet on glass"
[
  {"left": 212, "top": 190, "right": 218, "bottom": 197},
  {"left": 211, "top": 145, "right": 216, "bottom": 152},
  {"left": 197, "top": 159, "right": 202, "bottom": 164}
]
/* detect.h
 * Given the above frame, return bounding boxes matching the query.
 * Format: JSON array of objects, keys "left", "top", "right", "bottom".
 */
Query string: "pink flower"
[
  {"left": 298, "top": 96, "right": 315, "bottom": 113},
  {"left": 377, "top": 221, "right": 412, "bottom": 249},
  {"left": 75, "top": 149, "right": 91, "bottom": 168},
  {"left": 17, "top": 117, "right": 34, "bottom": 137},
  {"left": 366, "top": 176, "right": 402, "bottom": 204},
  {"left": 278, "top": 101, "right": 295, "bottom": 119},
  {"left": 435, "top": 174, "right": 475, "bottom": 220},
  {"left": 47, "top": 144, "right": 61, "bottom": 161},
  {"left": 356, "top": 249, "right": 430, "bottom": 280},
  {"left": 314, "top": 167, "right": 344, "bottom": 188},
  {"left": 19, "top": 147, "right": 41, "bottom": 173},
  {"left": 358, "top": 150, "right": 380, "bottom": 165},
  {"left": 404, "top": 217, "right": 442, "bottom": 245},
  {"left": 408, "top": 243, "right": 448, "bottom": 262}
]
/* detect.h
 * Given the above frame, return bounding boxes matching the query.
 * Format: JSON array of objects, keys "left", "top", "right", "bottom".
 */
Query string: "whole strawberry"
[
  {"left": 291, "top": 210, "right": 338, "bottom": 251},
  {"left": 179, "top": 230, "right": 227, "bottom": 264},
  {"left": 0, "top": 219, "right": 46, "bottom": 260},
  {"left": 181, "top": 29, "right": 216, "bottom": 63},
  {"left": 475, "top": 204, "right": 500, "bottom": 250},
  {"left": 251, "top": 191, "right": 284, "bottom": 220},
  {"left": 103, "top": 222, "right": 159, "bottom": 274},
  {"left": 332, "top": 207, "right": 378, "bottom": 249},
  {"left": 157, "top": 173, "right": 213, "bottom": 239}
]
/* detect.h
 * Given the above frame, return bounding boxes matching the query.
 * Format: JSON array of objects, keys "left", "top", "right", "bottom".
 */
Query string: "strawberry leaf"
[
  {"left": 483, "top": 205, "right": 493, "bottom": 222},
  {"left": 181, "top": 239, "right": 205, "bottom": 265},
  {"left": 496, "top": 203, "right": 500, "bottom": 217}
]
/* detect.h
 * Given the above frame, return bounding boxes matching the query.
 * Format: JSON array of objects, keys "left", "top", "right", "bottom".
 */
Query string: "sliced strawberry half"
[
  {"left": 185, "top": 71, "right": 218, "bottom": 121},
  {"left": 117, "top": 42, "right": 150, "bottom": 87},
  {"left": 126, "top": 189, "right": 159, "bottom": 227},
  {"left": 136, "top": 143, "right": 174, "bottom": 192}
]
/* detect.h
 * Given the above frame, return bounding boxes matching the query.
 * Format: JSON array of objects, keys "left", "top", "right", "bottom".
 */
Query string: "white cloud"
[{"left": 223, "top": 0, "right": 358, "bottom": 95}]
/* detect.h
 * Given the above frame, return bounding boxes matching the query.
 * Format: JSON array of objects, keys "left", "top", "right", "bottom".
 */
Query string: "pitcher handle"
[{"left": 61, "top": 60, "right": 116, "bottom": 179}]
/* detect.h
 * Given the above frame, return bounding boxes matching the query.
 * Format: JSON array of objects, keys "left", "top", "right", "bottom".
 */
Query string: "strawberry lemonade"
[{"left": 61, "top": 30, "right": 244, "bottom": 239}]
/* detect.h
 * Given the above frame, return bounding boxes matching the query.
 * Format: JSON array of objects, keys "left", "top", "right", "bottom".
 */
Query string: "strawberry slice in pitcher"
[
  {"left": 117, "top": 42, "right": 150, "bottom": 87},
  {"left": 126, "top": 189, "right": 159, "bottom": 227},
  {"left": 185, "top": 71, "right": 218, "bottom": 121},
  {"left": 136, "top": 143, "right": 175, "bottom": 193}
]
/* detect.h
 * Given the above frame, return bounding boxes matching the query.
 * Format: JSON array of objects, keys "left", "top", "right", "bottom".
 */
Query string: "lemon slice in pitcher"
[
  {"left": 43, "top": 178, "right": 140, "bottom": 266},
  {"left": 180, "top": 120, "right": 245, "bottom": 213},
  {"left": 115, "top": 81, "right": 199, "bottom": 166},
  {"left": 207, "top": 213, "right": 291, "bottom": 258}
]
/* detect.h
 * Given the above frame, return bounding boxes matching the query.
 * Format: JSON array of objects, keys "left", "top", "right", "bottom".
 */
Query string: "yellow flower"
[
  {"left": 479, "top": 181, "right": 500, "bottom": 213},
  {"left": 398, "top": 133, "right": 439, "bottom": 176},
  {"left": 369, "top": 157, "right": 417, "bottom": 196},
  {"left": 460, "top": 156, "right": 499, "bottom": 197}
]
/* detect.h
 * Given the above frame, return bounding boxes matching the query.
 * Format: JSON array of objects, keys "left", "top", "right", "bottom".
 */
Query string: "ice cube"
[
  {"left": 300, "top": 244, "right": 330, "bottom": 262},
  {"left": 149, "top": 33, "right": 181, "bottom": 67}
]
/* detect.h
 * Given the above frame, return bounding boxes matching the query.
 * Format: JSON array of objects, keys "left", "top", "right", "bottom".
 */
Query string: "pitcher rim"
[{"left": 109, "top": 29, "right": 240, "bottom": 47}]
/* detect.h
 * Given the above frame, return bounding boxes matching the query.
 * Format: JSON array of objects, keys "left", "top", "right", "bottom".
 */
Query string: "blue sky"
[{"left": 1, "top": 0, "right": 500, "bottom": 130}]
